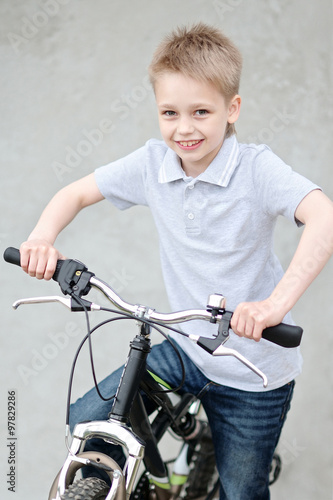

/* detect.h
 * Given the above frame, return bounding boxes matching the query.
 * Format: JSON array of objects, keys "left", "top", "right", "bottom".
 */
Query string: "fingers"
[
  {"left": 231, "top": 299, "right": 286, "bottom": 342},
  {"left": 19, "top": 240, "right": 61, "bottom": 280},
  {"left": 231, "top": 302, "right": 268, "bottom": 342}
]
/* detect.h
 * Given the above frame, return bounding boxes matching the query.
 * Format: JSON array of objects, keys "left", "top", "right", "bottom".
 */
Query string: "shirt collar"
[
  {"left": 158, "top": 135, "right": 240, "bottom": 187},
  {"left": 158, "top": 147, "right": 184, "bottom": 183}
]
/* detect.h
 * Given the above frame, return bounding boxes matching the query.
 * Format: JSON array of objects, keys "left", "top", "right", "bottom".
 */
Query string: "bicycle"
[{"left": 4, "top": 247, "right": 303, "bottom": 500}]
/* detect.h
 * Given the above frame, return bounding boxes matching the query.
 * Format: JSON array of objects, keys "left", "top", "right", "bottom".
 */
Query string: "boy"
[{"left": 19, "top": 24, "right": 333, "bottom": 499}]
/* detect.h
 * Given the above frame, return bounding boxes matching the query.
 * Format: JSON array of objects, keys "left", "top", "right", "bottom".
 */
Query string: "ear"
[{"left": 227, "top": 95, "right": 241, "bottom": 124}]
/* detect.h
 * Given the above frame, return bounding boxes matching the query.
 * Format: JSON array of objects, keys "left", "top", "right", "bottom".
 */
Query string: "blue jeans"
[{"left": 69, "top": 340, "right": 295, "bottom": 500}]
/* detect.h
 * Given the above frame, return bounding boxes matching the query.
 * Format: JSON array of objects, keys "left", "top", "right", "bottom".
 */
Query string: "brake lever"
[
  {"left": 190, "top": 332, "right": 268, "bottom": 387},
  {"left": 190, "top": 310, "right": 268, "bottom": 387},
  {"left": 194, "top": 311, "right": 232, "bottom": 352},
  {"left": 12, "top": 296, "right": 100, "bottom": 312},
  {"left": 211, "top": 344, "right": 268, "bottom": 387}
]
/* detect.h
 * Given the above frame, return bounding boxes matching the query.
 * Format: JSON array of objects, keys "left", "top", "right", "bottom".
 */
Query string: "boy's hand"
[
  {"left": 230, "top": 298, "right": 285, "bottom": 342},
  {"left": 20, "top": 240, "right": 65, "bottom": 281}
]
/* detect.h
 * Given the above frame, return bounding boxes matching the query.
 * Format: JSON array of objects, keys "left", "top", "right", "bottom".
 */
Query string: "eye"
[
  {"left": 162, "top": 110, "right": 177, "bottom": 117},
  {"left": 195, "top": 109, "right": 208, "bottom": 116}
]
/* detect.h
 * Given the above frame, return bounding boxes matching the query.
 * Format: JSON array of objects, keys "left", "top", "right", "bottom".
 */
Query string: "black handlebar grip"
[
  {"left": 3, "top": 247, "right": 21, "bottom": 267},
  {"left": 262, "top": 323, "right": 303, "bottom": 348},
  {"left": 3, "top": 246, "right": 64, "bottom": 280}
]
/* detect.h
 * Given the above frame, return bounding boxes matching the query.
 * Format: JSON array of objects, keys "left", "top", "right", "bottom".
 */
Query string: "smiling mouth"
[{"left": 176, "top": 139, "right": 203, "bottom": 149}]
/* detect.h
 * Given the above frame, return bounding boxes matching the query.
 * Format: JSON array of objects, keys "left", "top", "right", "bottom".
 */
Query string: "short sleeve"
[
  {"left": 94, "top": 144, "right": 149, "bottom": 210},
  {"left": 252, "top": 147, "right": 321, "bottom": 225}
]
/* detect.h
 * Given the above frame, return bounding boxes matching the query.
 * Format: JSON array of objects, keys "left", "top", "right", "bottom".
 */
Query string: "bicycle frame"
[{"left": 49, "top": 322, "right": 201, "bottom": 500}]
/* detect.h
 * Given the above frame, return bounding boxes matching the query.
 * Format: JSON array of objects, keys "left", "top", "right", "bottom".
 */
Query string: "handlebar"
[{"left": 3, "top": 247, "right": 303, "bottom": 350}]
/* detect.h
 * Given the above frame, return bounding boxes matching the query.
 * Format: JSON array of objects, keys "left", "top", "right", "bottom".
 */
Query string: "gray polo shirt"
[{"left": 95, "top": 135, "right": 318, "bottom": 391}]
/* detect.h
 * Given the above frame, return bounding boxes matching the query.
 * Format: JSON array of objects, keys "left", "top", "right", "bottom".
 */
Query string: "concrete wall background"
[{"left": 1, "top": 1, "right": 332, "bottom": 499}]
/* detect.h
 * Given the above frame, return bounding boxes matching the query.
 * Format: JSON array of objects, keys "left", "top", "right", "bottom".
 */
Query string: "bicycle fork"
[
  {"left": 49, "top": 323, "right": 154, "bottom": 500},
  {"left": 48, "top": 417, "right": 144, "bottom": 499}
]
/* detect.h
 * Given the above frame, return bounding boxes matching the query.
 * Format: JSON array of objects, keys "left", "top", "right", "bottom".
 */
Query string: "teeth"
[{"left": 179, "top": 140, "right": 201, "bottom": 147}]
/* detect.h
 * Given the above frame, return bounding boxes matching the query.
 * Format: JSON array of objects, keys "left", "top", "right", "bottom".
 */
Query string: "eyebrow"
[
  {"left": 157, "top": 102, "right": 212, "bottom": 109},
  {"left": 157, "top": 103, "right": 176, "bottom": 109}
]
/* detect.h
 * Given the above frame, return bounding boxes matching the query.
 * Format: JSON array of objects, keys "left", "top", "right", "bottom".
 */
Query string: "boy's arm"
[
  {"left": 20, "top": 173, "right": 104, "bottom": 280},
  {"left": 231, "top": 189, "right": 333, "bottom": 341}
]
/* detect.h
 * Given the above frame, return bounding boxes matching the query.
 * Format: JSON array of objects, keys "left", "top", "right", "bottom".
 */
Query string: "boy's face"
[{"left": 155, "top": 72, "right": 241, "bottom": 177}]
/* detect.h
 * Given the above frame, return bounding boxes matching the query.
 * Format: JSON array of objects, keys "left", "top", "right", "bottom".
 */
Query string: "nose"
[{"left": 177, "top": 115, "right": 195, "bottom": 136}]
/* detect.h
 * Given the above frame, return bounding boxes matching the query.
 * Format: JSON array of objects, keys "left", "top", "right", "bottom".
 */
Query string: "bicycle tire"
[
  {"left": 184, "top": 425, "right": 219, "bottom": 500},
  {"left": 60, "top": 477, "right": 110, "bottom": 500}
]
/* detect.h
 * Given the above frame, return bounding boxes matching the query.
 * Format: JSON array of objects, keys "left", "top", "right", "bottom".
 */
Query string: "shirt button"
[
  {"left": 189, "top": 184, "right": 195, "bottom": 190},
  {"left": 188, "top": 213, "right": 195, "bottom": 220}
]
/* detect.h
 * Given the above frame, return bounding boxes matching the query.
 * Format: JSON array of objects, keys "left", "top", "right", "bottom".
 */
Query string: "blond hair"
[{"left": 149, "top": 23, "right": 242, "bottom": 137}]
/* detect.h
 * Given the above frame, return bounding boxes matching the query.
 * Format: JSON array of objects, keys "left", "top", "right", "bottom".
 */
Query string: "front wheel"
[{"left": 60, "top": 477, "right": 110, "bottom": 500}]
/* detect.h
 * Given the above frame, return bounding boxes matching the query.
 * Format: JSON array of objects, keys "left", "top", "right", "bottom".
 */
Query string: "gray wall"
[{"left": 1, "top": 1, "right": 332, "bottom": 499}]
